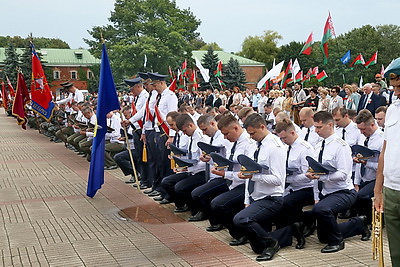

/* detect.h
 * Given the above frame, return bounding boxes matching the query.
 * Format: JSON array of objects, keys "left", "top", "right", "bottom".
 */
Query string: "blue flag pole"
[{"left": 86, "top": 43, "right": 120, "bottom": 198}]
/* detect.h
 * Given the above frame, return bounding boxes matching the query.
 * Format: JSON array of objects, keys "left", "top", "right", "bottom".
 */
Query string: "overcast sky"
[{"left": 2, "top": 0, "right": 399, "bottom": 53}]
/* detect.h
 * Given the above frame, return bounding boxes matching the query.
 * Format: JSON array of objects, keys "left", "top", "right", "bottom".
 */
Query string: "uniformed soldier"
[
  {"left": 78, "top": 106, "right": 97, "bottom": 159},
  {"left": 299, "top": 107, "right": 322, "bottom": 148},
  {"left": 190, "top": 114, "right": 232, "bottom": 223},
  {"left": 56, "top": 82, "right": 84, "bottom": 113},
  {"left": 305, "top": 111, "right": 370, "bottom": 253},
  {"left": 66, "top": 102, "right": 89, "bottom": 151},
  {"left": 209, "top": 114, "right": 256, "bottom": 245},
  {"left": 104, "top": 111, "right": 124, "bottom": 170}
]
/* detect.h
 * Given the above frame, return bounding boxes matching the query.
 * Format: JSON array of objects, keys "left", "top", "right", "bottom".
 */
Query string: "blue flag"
[
  {"left": 341, "top": 50, "right": 351, "bottom": 64},
  {"left": 86, "top": 43, "right": 120, "bottom": 198}
]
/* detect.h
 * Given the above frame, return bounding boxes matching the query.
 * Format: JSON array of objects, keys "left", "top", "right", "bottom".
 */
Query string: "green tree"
[
  {"left": 84, "top": 0, "right": 200, "bottom": 81},
  {"left": 3, "top": 42, "right": 20, "bottom": 86},
  {"left": 0, "top": 35, "right": 69, "bottom": 48},
  {"left": 199, "top": 46, "right": 219, "bottom": 90},
  {"left": 223, "top": 58, "right": 246, "bottom": 90},
  {"left": 189, "top": 37, "right": 206, "bottom": 50},
  {"left": 199, "top": 42, "right": 223, "bottom": 51},
  {"left": 19, "top": 42, "right": 33, "bottom": 86},
  {"left": 239, "top": 30, "right": 282, "bottom": 68}
]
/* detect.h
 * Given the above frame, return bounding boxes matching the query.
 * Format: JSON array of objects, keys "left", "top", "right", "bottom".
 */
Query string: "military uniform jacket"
[
  {"left": 155, "top": 87, "right": 178, "bottom": 135},
  {"left": 245, "top": 133, "right": 286, "bottom": 205},
  {"left": 187, "top": 128, "right": 210, "bottom": 174},
  {"left": 128, "top": 89, "right": 149, "bottom": 128},
  {"left": 299, "top": 125, "right": 322, "bottom": 148}
]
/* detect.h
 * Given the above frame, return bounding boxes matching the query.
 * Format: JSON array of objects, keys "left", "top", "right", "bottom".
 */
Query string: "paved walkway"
[{"left": 0, "top": 109, "right": 392, "bottom": 266}]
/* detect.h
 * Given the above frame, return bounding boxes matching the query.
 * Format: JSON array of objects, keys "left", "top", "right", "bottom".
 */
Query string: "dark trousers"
[
  {"left": 113, "top": 149, "right": 147, "bottom": 184},
  {"left": 233, "top": 196, "right": 283, "bottom": 254},
  {"left": 355, "top": 179, "right": 375, "bottom": 223},
  {"left": 191, "top": 178, "right": 229, "bottom": 225},
  {"left": 145, "top": 130, "right": 157, "bottom": 189},
  {"left": 161, "top": 172, "right": 190, "bottom": 207},
  {"left": 312, "top": 189, "right": 358, "bottom": 245},
  {"left": 211, "top": 184, "right": 245, "bottom": 239},
  {"left": 275, "top": 187, "right": 314, "bottom": 229},
  {"left": 175, "top": 171, "right": 206, "bottom": 215},
  {"left": 154, "top": 132, "right": 173, "bottom": 191}
]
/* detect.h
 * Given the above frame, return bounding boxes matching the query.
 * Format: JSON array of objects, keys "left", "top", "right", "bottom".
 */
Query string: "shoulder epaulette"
[
  {"left": 336, "top": 137, "right": 347, "bottom": 146},
  {"left": 272, "top": 136, "right": 282, "bottom": 147},
  {"left": 300, "top": 140, "right": 313, "bottom": 149}
]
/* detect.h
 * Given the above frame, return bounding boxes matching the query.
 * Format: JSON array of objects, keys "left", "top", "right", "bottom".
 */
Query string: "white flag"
[
  {"left": 257, "top": 60, "right": 284, "bottom": 89},
  {"left": 292, "top": 58, "right": 301, "bottom": 78},
  {"left": 144, "top": 54, "right": 147, "bottom": 68},
  {"left": 359, "top": 76, "right": 363, "bottom": 88},
  {"left": 195, "top": 57, "right": 210, "bottom": 83}
]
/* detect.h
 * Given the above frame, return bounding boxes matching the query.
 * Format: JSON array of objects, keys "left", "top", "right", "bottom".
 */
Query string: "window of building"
[
  {"left": 71, "top": 71, "right": 78, "bottom": 80},
  {"left": 87, "top": 70, "right": 93, "bottom": 79},
  {"left": 74, "top": 51, "right": 83, "bottom": 59},
  {"left": 53, "top": 71, "right": 61, "bottom": 80}
]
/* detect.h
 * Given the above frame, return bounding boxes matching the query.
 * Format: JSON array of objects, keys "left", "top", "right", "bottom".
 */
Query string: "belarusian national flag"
[
  {"left": 215, "top": 60, "right": 223, "bottom": 77},
  {"left": 190, "top": 70, "right": 198, "bottom": 91},
  {"left": 217, "top": 77, "right": 226, "bottom": 88},
  {"left": 181, "top": 59, "right": 187, "bottom": 77},
  {"left": 364, "top": 51, "right": 378, "bottom": 68},
  {"left": 349, "top": 54, "right": 365, "bottom": 69},
  {"left": 316, "top": 70, "right": 328, "bottom": 82},
  {"left": 281, "top": 59, "right": 293, "bottom": 87},
  {"left": 320, "top": 12, "right": 335, "bottom": 64},
  {"left": 300, "top": 32, "right": 313, "bottom": 55},
  {"left": 311, "top": 66, "right": 319, "bottom": 77},
  {"left": 295, "top": 71, "right": 303, "bottom": 82},
  {"left": 303, "top": 68, "right": 312, "bottom": 81},
  {"left": 6, "top": 75, "right": 15, "bottom": 97},
  {"left": 282, "top": 77, "right": 294, "bottom": 89},
  {"left": 169, "top": 78, "right": 177, "bottom": 92},
  {"left": 380, "top": 64, "right": 385, "bottom": 77}
]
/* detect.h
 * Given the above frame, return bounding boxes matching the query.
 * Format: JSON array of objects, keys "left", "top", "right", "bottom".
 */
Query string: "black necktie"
[
  {"left": 318, "top": 140, "right": 325, "bottom": 192},
  {"left": 342, "top": 128, "right": 346, "bottom": 141},
  {"left": 304, "top": 128, "right": 310, "bottom": 142},
  {"left": 134, "top": 95, "right": 139, "bottom": 105},
  {"left": 188, "top": 136, "right": 193, "bottom": 160},
  {"left": 227, "top": 141, "right": 237, "bottom": 171},
  {"left": 286, "top": 145, "right": 292, "bottom": 174},
  {"left": 248, "top": 141, "right": 262, "bottom": 195},
  {"left": 210, "top": 136, "right": 214, "bottom": 145},
  {"left": 205, "top": 135, "right": 214, "bottom": 181},
  {"left": 361, "top": 137, "right": 370, "bottom": 177}
]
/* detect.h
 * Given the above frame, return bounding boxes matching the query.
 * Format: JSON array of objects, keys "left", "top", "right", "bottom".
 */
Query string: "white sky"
[{"left": 1, "top": 0, "right": 399, "bottom": 52}]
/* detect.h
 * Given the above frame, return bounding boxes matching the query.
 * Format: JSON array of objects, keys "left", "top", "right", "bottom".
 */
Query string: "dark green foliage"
[
  {"left": 223, "top": 58, "right": 246, "bottom": 90},
  {"left": 0, "top": 36, "right": 69, "bottom": 48},
  {"left": 3, "top": 42, "right": 19, "bottom": 86},
  {"left": 199, "top": 46, "right": 219, "bottom": 90}
]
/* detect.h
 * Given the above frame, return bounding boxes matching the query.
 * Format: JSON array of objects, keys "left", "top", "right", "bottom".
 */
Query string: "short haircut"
[
  {"left": 197, "top": 114, "right": 215, "bottom": 126},
  {"left": 122, "top": 105, "right": 131, "bottom": 112},
  {"left": 82, "top": 107, "right": 93, "bottom": 114},
  {"left": 217, "top": 114, "right": 239, "bottom": 130},
  {"left": 237, "top": 107, "right": 254, "bottom": 120},
  {"left": 166, "top": 111, "right": 180, "bottom": 121},
  {"left": 355, "top": 109, "right": 375, "bottom": 125},
  {"left": 347, "top": 109, "right": 357, "bottom": 120},
  {"left": 310, "top": 88, "right": 318, "bottom": 95},
  {"left": 332, "top": 107, "right": 348, "bottom": 117},
  {"left": 300, "top": 107, "right": 314, "bottom": 117},
  {"left": 264, "top": 103, "right": 273, "bottom": 108},
  {"left": 375, "top": 106, "right": 387, "bottom": 114},
  {"left": 314, "top": 111, "right": 334, "bottom": 124},
  {"left": 275, "top": 118, "right": 295, "bottom": 133},
  {"left": 214, "top": 114, "right": 224, "bottom": 122},
  {"left": 243, "top": 113, "right": 266, "bottom": 129},
  {"left": 176, "top": 114, "right": 194, "bottom": 130}
]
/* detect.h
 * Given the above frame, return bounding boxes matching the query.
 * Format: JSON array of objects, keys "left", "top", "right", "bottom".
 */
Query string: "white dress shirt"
[
  {"left": 128, "top": 89, "right": 149, "bottom": 129},
  {"left": 155, "top": 88, "right": 178, "bottom": 134},
  {"left": 299, "top": 125, "right": 322, "bottom": 148},
  {"left": 56, "top": 89, "right": 84, "bottom": 112},
  {"left": 105, "top": 114, "right": 123, "bottom": 143},
  {"left": 206, "top": 130, "right": 233, "bottom": 181},
  {"left": 186, "top": 128, "right": 210, "bottom": 174}
]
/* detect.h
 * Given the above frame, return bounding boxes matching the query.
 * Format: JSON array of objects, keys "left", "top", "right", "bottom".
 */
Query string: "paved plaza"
[{"left": 0, "top": 109, "right": 392, "bottom": 266}]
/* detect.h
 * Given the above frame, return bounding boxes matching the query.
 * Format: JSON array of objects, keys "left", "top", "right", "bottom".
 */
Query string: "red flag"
[
  {"left": 281, "top": 59, "right": 293, "bottom": 87},
  {"left": 380, "top": 64, "right": 385, "bottom": 77},
  {"left": 320, "top": 12, "right": 335, "bottom": 64},
  {"left": 215, "top": 60, "right": 223, "bottom": 77},
  {"left": 168, "top": 66, "right": 175, "bottom": 83},
  {"left": 295, "top": 71, "right": 303, "bottom": 82},
  {"left": 181, "top": 59, "right": 187, "bottom": 77},
  {"left": 349, "top": 54, "right": 365, "bottom": 69},
  {"left": 300, "top": 32, "right": 313, "bottom": 55},
  {"left": 6, "top": 76, "right": 15, "bottom": 97},
  {"left": 190, "top": 70, "right": 198, "bottom": 91},
  {"left": 282, "top": 77, "right": 294, "bottom": 89},
  {"left": 316, "top": 70, "right": 328, "bottom": 82},
  {"left": 31, "top": 46, "right": 55, "bottom": 121},
  {"left": 311, "top": 66, "right": 319, "bottom": 77},
  {"left": 169, "top": 78, "right": 177, "bottom": 92},
  {"left": 364, "top": 51, "right": 378, "bottom": 68},
  {"left": 12, "top": 71, "right": 31, "bottom": 129},
  {"left": 1, "top": 81, "right": 8, "bottom": 109}
]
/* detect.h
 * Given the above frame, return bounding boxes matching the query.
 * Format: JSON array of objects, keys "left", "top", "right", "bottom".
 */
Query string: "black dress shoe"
[
  {"left": 321, "top": 241, "right": 345, "bottom": 253},
  {"left": 148, "top": 191, "right": 161, "bottom": 197},
  {"left": 291, "top": 222, "right": 306, "bottom": 249},
  {"left": 143, "top": 189, "right": 154, "bottom": 194},
  {"left": 159, "top": 199, "right": 171, "bottom": 205},
  {"left": 229, "top": 236, "right": 248, "bottom": 246},
  {"left": 303, "top": 220, "right": 316, "bottom": 237},
  {"left": 359, "top": 215, "right": 371, "bottom": 241},
  {"left": 174, "top": 204, "right": 190, "bottom": 213},
  {"left": 206, "top": 224, "right": 224, "bottom": 232},
  {"left": 125, "top": 179, "right": 135, "bottom": 184},
  {"left": 256, "top": 240, "right": 280, "bottom": 261},
  {"left": 188, "top": 212, "right": 206, "bottom": 222},
  {"left": 104, "top": 165, "right": 118, "bottom": 170},
  {"left": 153, "top": 196, "right": 163, "bottom": 201}
]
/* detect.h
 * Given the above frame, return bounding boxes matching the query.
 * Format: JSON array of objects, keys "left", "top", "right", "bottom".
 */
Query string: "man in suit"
[
  {"left": 204, "top": 88, "right": 214, "bottom": 107},
  {"left": 357, "top": 83, "right": 383, "bottom": 116}
]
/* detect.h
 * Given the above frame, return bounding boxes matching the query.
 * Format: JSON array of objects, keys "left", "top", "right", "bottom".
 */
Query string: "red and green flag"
[
  {"left": 349, "top": 54, "right": 365, "bottom": 69},
  {"left": 311, "top": 66, "right": 319, "bottom": 77},
  {"left": 295, "top": 71, "right": 303, "bottom": 82},
  {"left": 12, "top": 71, "right": 31, "bottom": 129},
  {"left": 282, "top": 77, "right": 294, "bottom": 89},
  {"left": 190, "top": 70, "right": 198, "bottom": 91},
  {"left": 300, "top": 32, "right": 313, "bottom": 55},
  {"left": 316, "top": 70, "right": 328, "bottom": 81},
  {"left": 380, "top": 64, "right": 385, "bottom": 77},
  {"left": 320, "top": 12, "right": 335, "bottom": 64},
  {"left": 215, "top": 60, "right": 223, "bottom": 77},
  {"left": 364, "top": 51, "right": 378, "bottom": 68},
  {"left": 168, "top": 66, "right": 175, "bottom": 83},
  {"left": 281, "top": 59, "right": 293, "bottom": 88},
  {"left": 217, "top": 77, "right": 225, "bottom": 89},
  {"left": 181, "top": 59, "right": 187, "bottom": 77},
  {"left": 303, "top": 68, "right": 312, "bottom": 82},
  {"left": 168, "top": 78, "right": 177, "bottom": 92}
]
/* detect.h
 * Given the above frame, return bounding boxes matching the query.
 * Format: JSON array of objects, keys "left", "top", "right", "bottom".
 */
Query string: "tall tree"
[
  {"left": 199, "top": 42, "right": 223, "bottom": 51},
  {"left": 239, "top": 30, "right": 282, "bottom": 68},
  {"left": 223, "top": 58, "right": 246, "bottom": 90},
  {"left": 3, "top": 42, "right": 20, "bottom": 86},
  {"left": 199, "top": 46, "right": 219, "bottom": 90},
  {"left": 84, "top": 0, "right": 200, "bottom": 81}
]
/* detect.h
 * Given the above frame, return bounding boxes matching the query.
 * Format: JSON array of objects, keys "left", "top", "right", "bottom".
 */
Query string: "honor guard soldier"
[
  {"left": 352, "top": 109, "right": 384, "bottom": 223},
  {"left": 56, "top": 82, "right": 84, "bottom": 113},
  {"left": 66, "top": 102, "right": 89, "bottom": 151},
  {"left": 78, "top": 107, "right": 97, "bottom": 160},
  {"left": 190, "top": 114, "right": 232, "bottom": 224},
  {"left": 299, "top": 107, "right": 322, "bottom": 148},
  {"left": 305, "top": 111, "right": 370, "bottom": 253},
  {"left": 209, "top": 114, "right": 256, "bottom": 246},
  {"left": 160, "top": 114, "right": 209, "bottom": 213},
  {"left": 145, "top": 72, "right": 178, "bottom": 197},
  {"left": 104, "top": 111, "right": 124, "bottom": 170}
]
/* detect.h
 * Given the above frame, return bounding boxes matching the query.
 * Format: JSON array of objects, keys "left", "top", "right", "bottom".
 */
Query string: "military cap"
[
  {"left": 384, "top": 57, "right": 400, "bottom": 78},
  {"left": 210, "top": 152, "right": 234, "bottom": 170},
  {"left": 286, "top": 167, "right": 300, "bottom": 176},
  {"left": 60, "top": 81, "right": 70, "bottom": 86},
  {"left": 124, "top": 77, "right": 142, "bottom": 87},
  {"left": 172, "top": 156, "right": 198, "bottom": 168},
  {"left": 237, "top": 154, "right": 268, "bottom": 176},
  {"left": 138, "top": 72, "right": 149, "bottom": 80},
  {"left": 197, "top": 142, "right": 223, "bottom": 155},
  {"left": 169, "top": 144, "right": 188, "bottom": 156},
  {"left": 351, "top": 144, "right": 380, "bottom": 160},
  {"left": 148, "top": 72, "right": 168, "bottom": 81},
  {"left": 306, "top": 156, "right": 337, "bottom": 175},
  {"left": 62, "top": 82, "right": 73, "bottom": 88}
]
